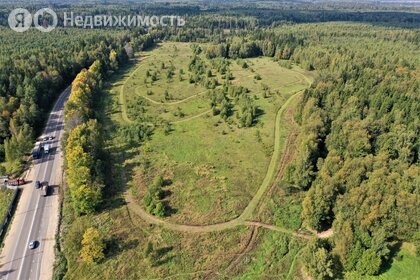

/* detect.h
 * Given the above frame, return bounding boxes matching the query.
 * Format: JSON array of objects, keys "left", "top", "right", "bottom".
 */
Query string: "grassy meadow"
[
  {"left": 111, "top": 42, "right": 311, "bottom": 224},
  {"left": 61, "top": 40, "right": 418, "bottom": 280},
  {"left": 60, "top": 41, "right": 314, "bottom": 279}
]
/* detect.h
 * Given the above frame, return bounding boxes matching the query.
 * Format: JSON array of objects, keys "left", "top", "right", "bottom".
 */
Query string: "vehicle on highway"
[
  {"left": 32, "top": 141, "right": 43, "bottom": 159},
  {"left": 34, "top": 180, "right": 41, "bottom": 189},
  {"left": 44, "top": 143, "right": 50, "bottom": 154},
  {"left": 48, "top": 136, "right": 54, "bottom": 140},
  {"left": 28, "top": 240, "right": 37, "bottom": 250},
  {"left": 41, "top": 181, "right": 49, "bottom": 197},
  {"left": 4, "top": 178, "right": 25, "bottom": 187},
  {"left": 43, "top": 136, "right": 49, "bottom": 141}
]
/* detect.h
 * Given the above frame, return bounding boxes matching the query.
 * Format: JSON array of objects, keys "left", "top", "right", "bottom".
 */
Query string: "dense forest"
[
  {"left": 0, "top": 0, "right": 419, "bottom": 28},
  {"left": 0, "top": 27, "right": 155, "bottom": 175},
  {"left": 282, "top": 25, "right": 419, "bottom": 277}
]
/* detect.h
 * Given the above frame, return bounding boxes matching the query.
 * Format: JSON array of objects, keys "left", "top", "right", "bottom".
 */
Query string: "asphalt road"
[{"left": 0, "top": 86, "right": 71, "bottom": 280}]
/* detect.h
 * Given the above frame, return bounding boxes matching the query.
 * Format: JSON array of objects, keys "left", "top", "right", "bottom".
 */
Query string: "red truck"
[{"left": 3, "top": 177, "right": 25, "bottom": 187}]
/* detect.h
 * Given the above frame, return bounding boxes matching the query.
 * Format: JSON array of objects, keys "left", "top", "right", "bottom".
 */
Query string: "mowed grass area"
[
  {"left": 0, "top": 189, "right": 15, "bottom": 220},
  {"left": 109, "top": 42, "right": 312, "bottom": 225}
]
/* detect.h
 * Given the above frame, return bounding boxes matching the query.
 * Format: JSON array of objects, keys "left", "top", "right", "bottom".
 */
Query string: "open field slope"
[
  {"left": 60, "top": 45, "right": 315, "bottom": 278},
  {"left": 112, "top": 42, "right": 312, "bottom": 225}
]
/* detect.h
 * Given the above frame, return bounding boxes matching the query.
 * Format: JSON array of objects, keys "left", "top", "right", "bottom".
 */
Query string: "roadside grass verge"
[
  {"left": 0, "top": 189, "right": 15, "bottom": 220},
  {"left": 0, "top": 189, "right": 20, "bottom": 250}
]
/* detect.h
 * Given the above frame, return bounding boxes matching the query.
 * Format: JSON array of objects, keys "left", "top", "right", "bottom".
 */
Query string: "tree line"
[{"left": 64, "top": 46, "right": 128, "bottom": 215}]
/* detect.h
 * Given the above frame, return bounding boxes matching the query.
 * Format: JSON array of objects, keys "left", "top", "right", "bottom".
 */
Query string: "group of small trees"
[
  {"left": 236, "top": 95, "right": 257, "bottom": 128},
  {"left": 145, "top": 64, "right": 176, "bottom": 86},
  {"left": 210, "top": 84, "right": 257, "bottom": 127},
  {"left": 143, "top": 175, "right": 166, "bottom": 217},
  {"left": 302, "top": 240, "right": 334, "bottom": 280},
  {"left": 118, "top": 122, "right": 154, "bottom": 145},
  {"left": 188, "top": 54, "right": 207, "bottom": 84},
  {"left": 145, "top": 69, "right": 159, "bottom": 84},
  {"left": 206, "top": 40, "right": 294, "bottom": 60},
  {"left": 80, "top": 227, "right": 105, "bottom": 264}
]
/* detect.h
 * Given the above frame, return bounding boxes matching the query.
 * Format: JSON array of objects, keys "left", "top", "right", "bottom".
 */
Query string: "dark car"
[
  {"left": 43, "top": 136, "right": 49, "bottom": 141},
  {"left": 29, "top": 240, "right": 37, "bottom": 249},
  {"left": 48, "top": 136, "right": 54, "bottom": 140},
  {"left": 34, "top": 180, "right": 41, "bottom": 189}
]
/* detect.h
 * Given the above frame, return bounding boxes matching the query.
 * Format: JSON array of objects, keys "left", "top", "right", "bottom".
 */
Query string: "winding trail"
[
  {"left": 138, "top": 88, "right": 208, "bottom": 105},
  {"left": 119, "top": 56, "right": 152, "bottom": 124},
  {"left": 172, "top": 109, "right": 212, "bottom": 124}
]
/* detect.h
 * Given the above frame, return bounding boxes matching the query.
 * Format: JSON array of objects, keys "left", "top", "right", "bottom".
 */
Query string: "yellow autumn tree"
[
  {"left": 80, "top": 227, "right": 105, "bottom": 264},
  {"left": 109, "top": 49, "right": 118, "bottom": 71}
]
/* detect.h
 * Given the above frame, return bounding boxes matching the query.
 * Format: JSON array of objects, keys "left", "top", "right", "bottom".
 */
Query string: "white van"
[{"left": 44, "top": 143, "right": 50, "bottom": 154}]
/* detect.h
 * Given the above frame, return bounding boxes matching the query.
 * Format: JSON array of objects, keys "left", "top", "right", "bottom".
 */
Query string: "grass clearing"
[
  {"left": 61, "top": 41, "right": 314, "bottom": 279},
  {"left": 62, "top": 198, "right": 253, "bottom": 279},
  {"left": 110, "top": 42, "right": 311, "bottom": 225}
]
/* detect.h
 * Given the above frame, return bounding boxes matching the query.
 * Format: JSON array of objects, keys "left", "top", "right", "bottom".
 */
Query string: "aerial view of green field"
[
  {"left": 112, "top": 42, "right": 312, "bottom": 225},
  {"left": 0, "top": 1, "right": 418, "bottom": 279},
  {"left": 53, "top": 41, "right": 317, "bottom": 278}
]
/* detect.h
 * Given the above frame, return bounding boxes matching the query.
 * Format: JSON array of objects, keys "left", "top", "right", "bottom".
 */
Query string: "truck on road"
[
  {"left": 2, "top": 177, "right": 25, "bottom": 187},
  {"left": 44, "top": 143, "right": 50, "bottom": 154},
  {"left": 41, "top": 181, "right": 49, "bottom": 197},
  {"left": 6, "top": 178, "right": 25, "bottom": 186},
  {"left": 32, "top": 142, "right": 43, "bottom": 159}
]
